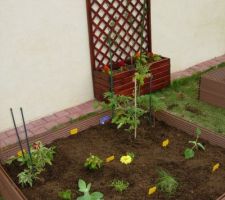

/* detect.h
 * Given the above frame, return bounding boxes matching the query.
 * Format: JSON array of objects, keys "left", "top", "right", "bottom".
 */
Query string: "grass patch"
[{"left": 151, "top": 63, "right": 225, "bottom": 134}]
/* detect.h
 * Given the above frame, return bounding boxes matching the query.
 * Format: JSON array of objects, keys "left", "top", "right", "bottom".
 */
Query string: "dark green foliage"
[
  {"left": 156, "top": 170, "right": 178, "bottom": 197},
  {"left": 84, "top": 154, "right": 103, "bottom": 170},
  {"left": 58, "top": 190, "right": 72, "bottom": 200},
  {"left": 111, "top": 179, "right": 129, "bottom": 192}
]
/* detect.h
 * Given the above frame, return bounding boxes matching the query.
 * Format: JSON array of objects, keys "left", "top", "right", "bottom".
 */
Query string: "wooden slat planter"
[
  {"left": 94, "top": 57, "right": 170, "bottom": 100},
  {"left": 199, "top": 67, "right": 225, "bottom": 108},
  {"left": 1, "top": 110, "right": 225, "bottom": 200}
]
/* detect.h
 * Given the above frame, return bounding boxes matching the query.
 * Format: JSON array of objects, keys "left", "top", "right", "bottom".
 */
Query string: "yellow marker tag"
[
  {"left": 17, "top": 149, "right": 26, "bottom": 157},
  {"left": 212, "top": 163, "right": 220, "bottom": 173},
  {"left": 148, "top": 186, "right": 157, "bottom": 195},
  {"left": 106, "top": 155, "right": 115, "bottom": 163},
  {"left": 162, "top": 139, "right": 170, "bottom": 148},
  {"left": 70, "top": 128, "right": 78, "bottom": 135}
]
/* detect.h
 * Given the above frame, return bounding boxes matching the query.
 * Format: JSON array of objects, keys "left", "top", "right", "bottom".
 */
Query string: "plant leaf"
[
  {"left": 91, "top": 192, "right": 104, "bottom": 199},
  {"left": 184, "top": 148, "right": 195, "bottom": 159},
  {"left": 197, "top": 143, "right": 205, "bottom": 151},
  {"left": 78, "top": 179, "right": 87, "bottom": 192}
]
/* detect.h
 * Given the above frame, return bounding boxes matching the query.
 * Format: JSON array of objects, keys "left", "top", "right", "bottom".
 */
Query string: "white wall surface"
[
  {"left": 151, "top": 0, "right": 225, "bottom": 70},
  {"left": 0, "top": 0, "right": 225, "bottom": 132},
  {"left": 0, "top": 0, "right": 93, "bottom": 132}
]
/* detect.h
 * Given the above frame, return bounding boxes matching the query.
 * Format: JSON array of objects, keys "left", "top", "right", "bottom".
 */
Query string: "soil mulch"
[{"left": 4, "top": 119, "right": 225, "bottom": 200}]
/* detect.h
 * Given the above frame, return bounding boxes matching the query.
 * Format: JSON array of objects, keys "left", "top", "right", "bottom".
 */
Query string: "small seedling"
[
  {"left": 84, "top": 154, "right": 103, "bottom": 170},
  {"left": 184, "top": 128, "right": 205, "bottom": 159},
  {"left": 58, "top": 190, "right": 72, "bottom": 200},
  {"left": 111, "top": 179, "right": 129, "bottom": 192},
  {"left": 77, "top": 179, "right": 104, "bottom": 200},
  {"left": 156, "top": 170, "right": 178, "bottom": 197}
]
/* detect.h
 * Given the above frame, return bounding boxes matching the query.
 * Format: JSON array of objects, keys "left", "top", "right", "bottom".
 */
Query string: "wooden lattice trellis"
[{"left": 86, "top": 0, "right": 152, "bottom": 70}]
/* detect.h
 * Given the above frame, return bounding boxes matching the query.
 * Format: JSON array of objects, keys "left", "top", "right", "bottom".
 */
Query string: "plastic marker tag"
[
  {"left": 212, "top": 163, "right": 220, "bottom": 173},
  {"left": 148, "top": 186, "right": 157, "bottom": 195},
  {"left": 70, "top": 128, "right": 78, "bottom": 135},
  {"left": 106, "top": 155, "right": 115, "bottom": 163},
  {"left": 162, "top": 139, "right": 170, "bottom": 148},
  {"left": 99, "top": 115, "right": 111, "bottom": 125}
]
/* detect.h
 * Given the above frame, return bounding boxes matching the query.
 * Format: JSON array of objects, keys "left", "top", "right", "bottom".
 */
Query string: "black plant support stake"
[
  {"left": 10, "top": 108, "right": 25, "bottom": 158},
  {"left": 20, "top": 107, "right": 34, "bottom": 170}
]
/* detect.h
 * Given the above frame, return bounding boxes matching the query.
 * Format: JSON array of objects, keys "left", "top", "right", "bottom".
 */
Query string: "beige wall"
[
  {"left": 151, "top": 0, "right": 225, "bottom": 70},
  {"left": 0, "top": 0, "right": 93, "bottom": 132},
  {"left": 0, "top": 0, "right": 225, "bottom": 132}
]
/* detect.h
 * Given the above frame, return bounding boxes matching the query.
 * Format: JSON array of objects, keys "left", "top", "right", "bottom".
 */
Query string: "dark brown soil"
[{"left": 4, "top": 119, "right": 225, "bottom": 200}]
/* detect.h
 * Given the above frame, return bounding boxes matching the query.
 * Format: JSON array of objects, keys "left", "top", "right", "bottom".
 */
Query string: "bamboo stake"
[{"left": 134, "top": 77, "right": 137, "bottom": 139}]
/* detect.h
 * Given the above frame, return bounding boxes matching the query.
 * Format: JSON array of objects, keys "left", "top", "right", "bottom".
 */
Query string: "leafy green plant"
[
  {"left": 184, "top": 128, "right": 205, "bottom": 159},
  {"left": 156, "top": 170, "right": 178, "bottom": 197},
  {"left": 134, "top": 52, "right": 150, "bottom": 95},
  {"left": 111, "top": 179, "right": 129, "bottom": 192},
  {"left": 6, "top": 141, "right": 55, "bottom": 187},
  {"left": 77, "top": 179, "right": 104, "bottom": 200},
  {"left": 84, "top": 154, "right": 103, "bottom": 170},
  {"left": 103, "top": 92, "right": 145, "bottom": 133},
  {"left": 58, "top": 190, "right": 72, "bottom": 200}
]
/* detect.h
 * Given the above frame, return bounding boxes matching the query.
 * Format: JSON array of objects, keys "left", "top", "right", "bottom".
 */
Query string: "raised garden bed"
[
  {"left": 199, "top": 67, "right": 225, "bottom": 108},
  {"left": 1, "top": 111, "right": 225, "bottom": 200}
]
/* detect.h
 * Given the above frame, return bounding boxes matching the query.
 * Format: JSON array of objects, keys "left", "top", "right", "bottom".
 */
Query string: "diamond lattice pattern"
[{"left": 88, "top": 0, "right": 151, "bottom": 69}]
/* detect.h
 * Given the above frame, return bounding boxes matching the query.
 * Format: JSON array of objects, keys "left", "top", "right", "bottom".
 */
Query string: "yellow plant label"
[
  {"left": 212, "top": 163, "right": 220, "bottom": 173},
  {"left": 148, "top": 186, "right": 157, "bottom": 195},
  {"left": 17, "top": 149, "right": 26, "bottom": 157},
  {"left": 70, "top": 128, "right": 78, "bottom": 135},
  {"left": 162, "top": 139, "right": 170, "bottom": 148},
  {"left": 106, "top": 155, "right": 115, "bottom": 163}
]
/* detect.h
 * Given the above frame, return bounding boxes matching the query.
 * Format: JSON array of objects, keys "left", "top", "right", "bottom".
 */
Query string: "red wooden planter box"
[
  {"left": 93, "top": 57, "right": 171, "bottom": 101},
  {"left": 199, "top": 67, "right": 225, "bottom": 108}
]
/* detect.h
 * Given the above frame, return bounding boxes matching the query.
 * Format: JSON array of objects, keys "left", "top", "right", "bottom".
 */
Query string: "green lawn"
[{"left": 152, "top": 63, "right": 225, "bottom": 134}]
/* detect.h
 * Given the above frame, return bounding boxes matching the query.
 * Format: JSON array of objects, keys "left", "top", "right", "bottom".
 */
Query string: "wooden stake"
[{"left": 134, "top": 77, "right": 137, "bottom": 139}]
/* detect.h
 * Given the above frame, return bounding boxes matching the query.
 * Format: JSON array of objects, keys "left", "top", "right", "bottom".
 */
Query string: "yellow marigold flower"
[
  {"left": 120, "top": 155, "right": 132, "bottom": 165},
  {"left": 212, "top": 163, "right": 220, "bottom": 173},
  {"left": 70, "top": 128, "right": 78, "bottom": 135},
  {"left": 106, "top": 155, "right": 115, "bottom": 163},
  {"left": 148, "top": 186, "right": 157, "bottom": 195},
  {"left": 17, "top": 149, "right": 26, "bottom": 157},
  {"left": 162, "top": 139, "right": 170, "bottom": 148}
]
